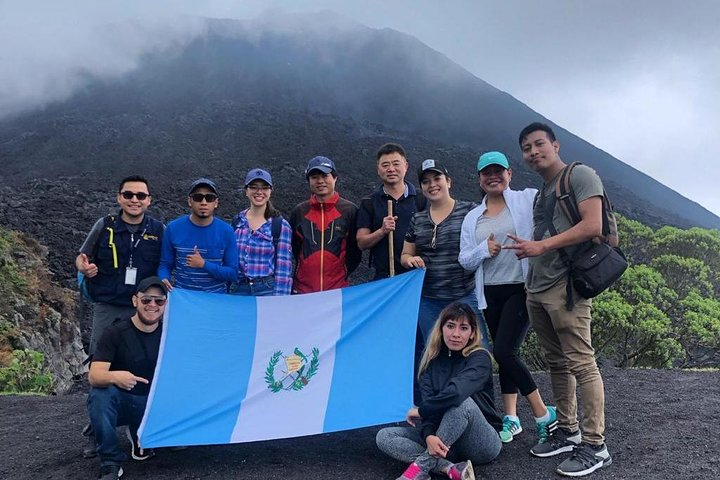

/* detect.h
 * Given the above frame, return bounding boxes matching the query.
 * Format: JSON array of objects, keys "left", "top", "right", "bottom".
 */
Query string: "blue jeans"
[
  {"left": 417, "top": 291, "right": 492, "bottom": 351},
  {"left": 230, "top": 277, "right": 275, "bottom": 296},
  {"left": 87, "top": 386, "right": 147, "bottom": 466}
]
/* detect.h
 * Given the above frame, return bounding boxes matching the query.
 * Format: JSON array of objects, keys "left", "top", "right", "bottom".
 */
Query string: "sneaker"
[
  {"left": 499, "top": 415, "right": 523, "bottom": 443},
  {"left": 98, "top": 465, "right": 123, "bottom": 480},
  {"left": 82, "top": 422, "right": 94, "bottom": 436},
  {"left": 530, "top": 427, "right": 581, "bottom": 457},
  {"left": 396, "top": 462, "right": 431, "bottom": 480},
  {"left": 556, "top": 442, "right": 612, "bottom": 477},
  {"left": 83, "top": 435, "right": 98, "bottom": 459},
  {"left": 535, "top": 405, "right": 558, "bottom": 443},
  {"left": 125, "top": 428, "right": 155, "bottom": 461},
  {"left": 447, "top": 460, "right": 475, "bottom": 480}
]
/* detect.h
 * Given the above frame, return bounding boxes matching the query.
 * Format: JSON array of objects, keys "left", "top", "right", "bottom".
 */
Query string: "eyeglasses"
[
  {"left": 120, "top": 191, "right": 150, "bottom": 200},
  {"left": 246, "top": 185, "right": 272, "bottom": 192},
  {"left": 138, "top": 295, "right": 167, "bottom": 306},
  {"left": 190, "top": 193, "right": 218, "bottom": 203}
]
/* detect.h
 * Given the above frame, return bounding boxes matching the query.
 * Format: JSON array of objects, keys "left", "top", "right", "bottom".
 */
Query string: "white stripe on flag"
[{"left": 230, "top": 290, "right": 342, "bottom": 442}]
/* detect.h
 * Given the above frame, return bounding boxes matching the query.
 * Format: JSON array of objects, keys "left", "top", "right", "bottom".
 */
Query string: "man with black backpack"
[
  {"left": 505, "top": 123, "right": 612, "bottom": 477},
  {"left": 357, "top": 143, "right": 426, "bottom": 280},
  {"left": 76, "top": 175, "right": 164, "bottom": 359}
]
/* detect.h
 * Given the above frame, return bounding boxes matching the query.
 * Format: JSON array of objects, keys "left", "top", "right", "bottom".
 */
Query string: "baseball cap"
[
  {"left": 477, "top": 151, "right": 510, "bottom": 172},
  {"left": 136, "top": 276, "right": 167, "bottom": 295},
  {"left": 188, "top": 177, "right": 219, "bottom": 196},
  {"left": 417, "top": 159, "right": 450, "bottom": 182},
  {"left": 244, "top": 168, "right": 273, "bottom": 187},
  {"left": 305, "top": 156, "right": 337, "bottom": 179}
]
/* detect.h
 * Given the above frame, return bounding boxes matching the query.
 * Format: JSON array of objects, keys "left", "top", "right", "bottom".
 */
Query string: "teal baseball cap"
[{"left": 477, "top": 151, "right": 510, "bottom": 172}]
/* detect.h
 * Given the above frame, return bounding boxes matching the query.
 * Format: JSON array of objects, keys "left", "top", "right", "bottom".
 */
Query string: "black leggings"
[{"left": 483, "top": 283, "right": 537, "bottom": 396}]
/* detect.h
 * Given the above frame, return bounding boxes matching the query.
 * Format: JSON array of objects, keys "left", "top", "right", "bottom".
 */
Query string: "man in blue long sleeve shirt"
[{"left": 158, "top": 178, "right": 238, "bottom": 293}]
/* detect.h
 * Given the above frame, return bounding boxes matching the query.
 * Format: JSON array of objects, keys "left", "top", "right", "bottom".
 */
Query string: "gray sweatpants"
[{"left": 376, "top": 398, "right": 501, "bottom": 474}]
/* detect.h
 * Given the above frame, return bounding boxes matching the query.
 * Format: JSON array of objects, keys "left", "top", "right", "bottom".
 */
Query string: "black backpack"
[{"left": 546, "top": 163, "right": 628, "bottom": 309}]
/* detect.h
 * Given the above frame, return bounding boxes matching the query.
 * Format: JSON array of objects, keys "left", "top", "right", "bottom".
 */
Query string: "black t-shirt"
[{"left": 93, "top": 317, "right": 162, "bottom": 396}]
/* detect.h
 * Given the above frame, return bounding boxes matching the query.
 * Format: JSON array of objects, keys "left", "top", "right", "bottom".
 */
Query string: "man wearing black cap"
[
  {"left": 87, "top": 276, "right": 166, "bottom": 480},
  {"left": 158, "top": 178, "right": 238, "bottom": 292},
  {"left": 289, "top": 156, "right": 361, "bottom": 293}
]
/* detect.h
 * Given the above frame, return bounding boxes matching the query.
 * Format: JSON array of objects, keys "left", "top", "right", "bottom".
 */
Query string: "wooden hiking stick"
[{"left": 388, "top": 200, "right": 395, "bottom": 277}]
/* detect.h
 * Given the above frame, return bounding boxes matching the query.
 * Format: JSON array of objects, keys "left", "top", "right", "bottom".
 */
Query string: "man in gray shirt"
[{"left": 506, "top": 123, "right": 611, "bottom": 477}]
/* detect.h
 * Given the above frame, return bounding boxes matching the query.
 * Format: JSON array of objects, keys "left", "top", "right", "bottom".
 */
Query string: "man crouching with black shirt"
[{"left": 87, "top": 276, "right": 166, "bottom": 480}]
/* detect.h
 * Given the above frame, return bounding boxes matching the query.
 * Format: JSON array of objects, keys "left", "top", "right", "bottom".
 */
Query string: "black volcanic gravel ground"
[{"left": 2, "top": 368, "right": 719, "bottom": 480}]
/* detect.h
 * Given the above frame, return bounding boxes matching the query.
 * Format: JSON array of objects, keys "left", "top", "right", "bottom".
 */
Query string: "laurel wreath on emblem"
[{"left": 264, "top": 347, "right": 320, "bottom": 393}]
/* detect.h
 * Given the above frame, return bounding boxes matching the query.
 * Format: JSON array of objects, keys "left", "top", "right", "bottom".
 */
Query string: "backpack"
[
  {"left": 555, "top": 162, "right": 619, "bottom": 247},
  {"left": 546, "top": 163, "right": 628, "bottom": 309},
  {"left": 77, "top": 214, "right": 115, "bottom": 302},
  {"left": 270, "top": 215, "right": 283, "bottom": 273}
]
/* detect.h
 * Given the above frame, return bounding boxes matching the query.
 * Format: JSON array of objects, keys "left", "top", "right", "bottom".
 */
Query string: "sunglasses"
[
  {"left": 138, "top": 295, "right": 167, "bottom": 306},
  {"left": 430, "top": 223, "right": 438, "bottom": 249},
  {"left": 190, "top": 193, "right": 218, "bottom": 203},
  {"left": 120, "top": 191, "right": 150, "bottom": 200}
]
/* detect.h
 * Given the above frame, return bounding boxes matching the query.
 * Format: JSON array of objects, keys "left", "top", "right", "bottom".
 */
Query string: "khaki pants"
[{"left": 527, "top": 279, "right": 605, "bottom": 445}]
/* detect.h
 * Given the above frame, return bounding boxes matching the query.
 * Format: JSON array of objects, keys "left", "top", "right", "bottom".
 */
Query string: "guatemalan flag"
[{"left": 138, "top": 269, "right": 425, "bottom": 447}]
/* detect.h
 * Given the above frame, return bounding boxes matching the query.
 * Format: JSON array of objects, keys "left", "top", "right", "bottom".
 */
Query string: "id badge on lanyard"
[
  {"left": 125, "top": 267, "right": 138, "bottom": 285},
  {"left": 125, "top": 231, "right": 142, "bottom": 285}
]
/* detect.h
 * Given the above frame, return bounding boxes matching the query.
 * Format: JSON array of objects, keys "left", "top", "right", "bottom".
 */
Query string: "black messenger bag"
[
  {"left": 569, "top": 241, "right": 628, "bottom": 299},
  {"left": 543, "top": 163, "right": 628, "bottom": 310}
]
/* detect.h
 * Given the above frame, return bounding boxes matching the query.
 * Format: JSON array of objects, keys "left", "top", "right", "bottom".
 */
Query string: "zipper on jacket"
[{"left": 320, "top": 203, "right": 325, "bottom": 291}]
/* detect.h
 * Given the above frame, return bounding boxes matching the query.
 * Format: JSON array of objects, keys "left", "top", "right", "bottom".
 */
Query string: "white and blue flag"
[{"left": 138, "top": 269, "right": 424, "bottom": 447}]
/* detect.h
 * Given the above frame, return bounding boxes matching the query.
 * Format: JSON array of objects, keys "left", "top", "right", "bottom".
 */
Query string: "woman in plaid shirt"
[{"left": 232, "top": 168, "right": 293, "bottom": 296}]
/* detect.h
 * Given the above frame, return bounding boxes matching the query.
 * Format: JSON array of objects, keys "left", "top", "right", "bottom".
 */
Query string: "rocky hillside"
[{"left": 0, "top": 227, "right": 85, "bottom": 393}]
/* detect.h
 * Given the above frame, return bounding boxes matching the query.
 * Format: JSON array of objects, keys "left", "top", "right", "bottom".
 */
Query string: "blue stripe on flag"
[
  {"left": 324, "top": 269, "right": 425, "bottom": 431},
  {"left": 139, "top": 290, "right": 257, "bottom": 447}
]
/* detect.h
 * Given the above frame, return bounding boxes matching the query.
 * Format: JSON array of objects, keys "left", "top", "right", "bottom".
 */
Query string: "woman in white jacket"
[{"left": 459, "top": 152, "right": 556, "bottom": 446}]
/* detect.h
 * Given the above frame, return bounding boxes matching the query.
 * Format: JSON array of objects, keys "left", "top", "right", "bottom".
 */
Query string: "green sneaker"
[
  {"left": 499, "top": 415, "right": 523, "bottom": 443},
  {"left": 535, "top": 405, "right": 558, "bottom": 443}
]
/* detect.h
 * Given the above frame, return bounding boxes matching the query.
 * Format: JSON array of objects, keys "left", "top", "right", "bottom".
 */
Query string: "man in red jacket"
[{"left": 290, "top": 156, "right": 361, "bottom": 293}]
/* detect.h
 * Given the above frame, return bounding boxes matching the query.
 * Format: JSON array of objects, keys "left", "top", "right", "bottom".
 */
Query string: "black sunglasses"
[
  {"left": 138, "top": 295, "right": 167, "bottom": 306},
  {"left": 120, "top": 191, "right": 150, "bottom": 200},
  {"left": 190, "top": 193, "right": 218, "bottom": 203}
]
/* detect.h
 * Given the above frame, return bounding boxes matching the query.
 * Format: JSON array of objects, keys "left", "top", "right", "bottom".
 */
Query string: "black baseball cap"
[
  {"left": 417, "top": 159, "right": 450, "bottom": 182},
  {"left": 136, "top": 276, "right": 167, "bottom": 295},
  {"left": 188, "top": 177, "right": 219, "bottom": 195}
]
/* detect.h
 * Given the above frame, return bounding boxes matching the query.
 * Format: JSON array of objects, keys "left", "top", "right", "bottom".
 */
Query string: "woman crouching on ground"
[
  {"left": 232, "top": 168, "right": 293, "bottom": 296},
  {"left": 376, "top": 302, "right": 502, "bottom": 480}
]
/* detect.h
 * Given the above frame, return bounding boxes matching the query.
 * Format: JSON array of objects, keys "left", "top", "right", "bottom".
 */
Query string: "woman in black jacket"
[{"left": 376, "top": 302, "right": 502, "bottom": 480}]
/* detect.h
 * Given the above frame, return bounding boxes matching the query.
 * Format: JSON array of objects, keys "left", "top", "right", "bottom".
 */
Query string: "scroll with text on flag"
[{"left": 138, "top": 269, "right": 425, "bottom": 447}]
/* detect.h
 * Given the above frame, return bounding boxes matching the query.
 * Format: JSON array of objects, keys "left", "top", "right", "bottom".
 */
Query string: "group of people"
[{"left": 76, "top": 122, "right": 611, "bottom": 480}]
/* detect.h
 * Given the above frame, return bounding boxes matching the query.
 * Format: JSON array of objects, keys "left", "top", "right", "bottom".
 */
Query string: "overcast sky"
[{"left": 2, "top": 1, "right": 718, "bottom": 217}]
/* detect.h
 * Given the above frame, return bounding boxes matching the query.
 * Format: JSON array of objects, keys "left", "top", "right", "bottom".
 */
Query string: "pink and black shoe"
[
  {"left": 447, "top": 460, "right": 475, "bottom": 480},
  {"left": 396, "top": 462, "right": 431, "bottom": 480}
]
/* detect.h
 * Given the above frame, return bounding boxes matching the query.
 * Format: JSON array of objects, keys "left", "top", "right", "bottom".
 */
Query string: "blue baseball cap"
[
  {"left": 244, "top": 168, "right": 273, "bottom": 187},
  {"left": 477, "top": 151, "right": 510, "bottom": 172},
  {"left": 305, "top": 156, "right": 337, "bottom": 179},
  {"left": 189, "top": 177, "right": 219, "bottom": 195}
]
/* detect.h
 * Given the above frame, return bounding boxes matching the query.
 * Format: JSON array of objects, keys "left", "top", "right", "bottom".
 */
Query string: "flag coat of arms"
[{"left": 138, "top": 269, "right": 424, "bottom": 447}]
